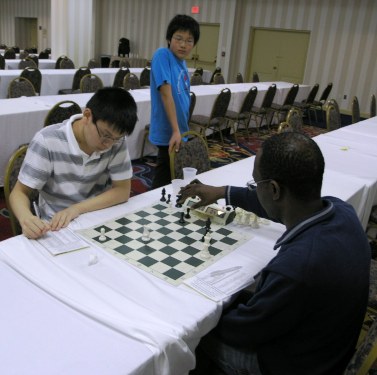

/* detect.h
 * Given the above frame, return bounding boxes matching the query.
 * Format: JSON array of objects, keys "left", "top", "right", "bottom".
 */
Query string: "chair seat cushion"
[
  {"left": 225, "top": 110, "right": 248, "bottom": 120},
  {"left": 190, "top": 115, "right": 220, "bottom": 126}
]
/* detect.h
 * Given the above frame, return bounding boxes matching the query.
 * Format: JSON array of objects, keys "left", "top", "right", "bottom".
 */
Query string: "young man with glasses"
[
  {"left": 10, "top": 87, "right": 138, "bottom": 239},
  {"left": 181, "top": 132, "right": 370, "bottom": 375},
  {"left": 149, "top": 14, "right": 200, "bottom": 189}
]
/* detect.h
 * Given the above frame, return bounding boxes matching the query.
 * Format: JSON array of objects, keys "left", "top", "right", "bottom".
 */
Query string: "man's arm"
[
  {"left": 9, "top": 181, "right": 51, "bottom": 239},
  {"left": 159, "top": 84, "right": 182, "bottom": 153},
  {"left": 50, "top": 179, "right": 131, "bottom": 231}
]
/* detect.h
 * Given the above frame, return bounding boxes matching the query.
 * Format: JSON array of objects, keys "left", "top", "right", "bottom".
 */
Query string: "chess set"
[{"left": 77, "top": 196, "right": 253, "bottom": 286}]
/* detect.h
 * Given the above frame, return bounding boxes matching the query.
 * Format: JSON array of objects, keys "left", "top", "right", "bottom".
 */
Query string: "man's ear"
[{"left": 270, "top": 180, "right": 281, "bottom": 201}]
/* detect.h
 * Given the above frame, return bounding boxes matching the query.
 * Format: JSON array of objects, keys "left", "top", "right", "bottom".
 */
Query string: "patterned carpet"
[{"left": 0, "top": 124, "right": 327, "bottom": 242}]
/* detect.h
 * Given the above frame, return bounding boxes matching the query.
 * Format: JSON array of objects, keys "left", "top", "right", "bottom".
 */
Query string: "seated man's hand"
[
  {"left": 20, "top": 214, "right": 51, "bottom": 239},
  {"left": 179, "top": 179, "right": 226, "bottom": 209},
  {"left": 50, "top": 206, "right": 80, "bottom": 231}
]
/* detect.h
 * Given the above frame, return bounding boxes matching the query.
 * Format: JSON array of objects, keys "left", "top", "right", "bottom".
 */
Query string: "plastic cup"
[
  {"left": 183, "top": 167, "right": 197, "bottom": 183},
  {"left": 171, "top": 178, "right": 185, "bottom": 197}
]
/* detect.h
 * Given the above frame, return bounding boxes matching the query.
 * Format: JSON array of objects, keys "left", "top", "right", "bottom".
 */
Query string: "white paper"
[
  {"left": 35, "top": 227, "right": 89, "bottom": 255},
  {"left": 185, "top": 266, "right": 255, "bottom": 302}
]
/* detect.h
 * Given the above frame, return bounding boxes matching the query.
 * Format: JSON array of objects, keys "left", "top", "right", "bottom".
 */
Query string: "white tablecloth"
[
  {"left": 0, "top": 152, "right": 373, "bottom": 374},
  {"left": 0, "top": 82, "right": 307, "bottom": 186},
  {"left": 5, "top": 59, "right": 56, "bottom": 70}
]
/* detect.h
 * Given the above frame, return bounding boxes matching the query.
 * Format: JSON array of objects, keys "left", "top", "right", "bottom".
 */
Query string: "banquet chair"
[
  {"left": 113, "top": 67, "right": 130, "bottom": 88},
  {"left": 189, "top": 87, "right": 231, "bottom": 146},
  {"left": 194, "top": 67, "right": 204, "bottom": 76},
  {"left": 249, "top": 83, "right": 277, "bottom": 133},
  {"left": 44, "top": 100, "right": 82, "bottom": 127},
  {"left": 309, "top": 82, "right": 333, "bottom": 122},
  {"left": 8, "top": 77, "right": 36, "bottom": 98},
  {"left": 18, "top": 58, "right": 37, "bottom": 69},
  {"left": 277, "top": 121, "right": 293, "bottom": 133},
  {"left": 343, "top": 311, "right": 377, "bottom": 375},
  {"left": 209, "top": 67, "right": 222, "bottom": 84},
  {"left": 324, "top": 99, "right": 341, "bottom": 131},
  {"left": 123, "top": 72, "right": 141, "bottom": 90},
  {"left": 169, "top": 130, "right": 210, "bottom": 180},
  {"left": 119, "top": 58, "right": 131, "bottom": 68},
  {"left": 189, "top": 91, "right": 197, "bottom": 122},
  {"left": 286, "top": 107, "right": 303, "bottom": 132},
  {"left": 293, "top": 83, "right": 319, "bottom": 125},
  {"left": 212, "top": 72, "right": 225, "bottom": 85},
  {"left": 351, "top": 96, "right": 360, "bottom": 124},
  {"left": 252, "top": 72, "right": 260, "bottom": 82},
  {"left": 60, "top": 57, "right": 75, "bottom": 69},
  {"left": 4, "top": 144, "right": 38, "bottom": 236},
  {"left": 87, "top": 58, "right": 100, "bottom": 68},
  {"left": 225, "top": 86, "right": 258, "bottom": 142},
  {"left": 236, "top": 72, "right": 244, "bottom": 83},
  {"left": 4, "top": 48, "right": 16, "bottom": 59},
  {"left": 79, "top": 73, "right": 104, "bottom": 93},
  {"left": 27, "top": 55, "right": 39, "bottom": 68},
  {"left": 55, "top": 55, "right": 67, "bottom": 69},
  {"left": 0, "top": 54, "right": 6, "bottom": 69},
  {"left": 59, "top": 66, "right": 91, "bottom": 94},
  {"left": 139, "top": 67, "right": 151, "bottom": 87},
  {"left": 190, "top": 72, "right": 203, "bottom": 86},
  {"left": 20, "top": 67, "right": 42, "bottom": 95},
  {"left": 270, "top": 83, "right": 299, "bottom": 125},
  {"left": 19, "top": 51, "right": 29, "bottom": 59},
  {"left": 370, "top": 94, "right": 376, "bottom": 118},
  {"left": 38, "top": 50, "right": 49, "bottom": 59}
]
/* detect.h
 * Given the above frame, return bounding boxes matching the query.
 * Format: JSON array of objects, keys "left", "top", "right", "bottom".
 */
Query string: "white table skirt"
[{"left": 5, "top": 59, "right": 56, "bottom": 70}]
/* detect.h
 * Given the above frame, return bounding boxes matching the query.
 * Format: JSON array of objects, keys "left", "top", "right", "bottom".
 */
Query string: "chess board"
[{"left": 77, "top": 202, "right": 252, "bottom": 285}]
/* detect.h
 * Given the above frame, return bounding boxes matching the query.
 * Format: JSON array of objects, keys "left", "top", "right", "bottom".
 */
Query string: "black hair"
[
  {"left": 166, "top": 14, "right": 200, "bottom": 47},
  {"left": 86, "top": 87, "right": 138, "bottom": 135},
  {"left": 259, "top": 132, "right": 325, "bottom": 201}
]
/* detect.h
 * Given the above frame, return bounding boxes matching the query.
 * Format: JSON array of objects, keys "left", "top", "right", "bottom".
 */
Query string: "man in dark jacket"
[{"left": 181, "top": 132, "right": 371, "bottom": 375}]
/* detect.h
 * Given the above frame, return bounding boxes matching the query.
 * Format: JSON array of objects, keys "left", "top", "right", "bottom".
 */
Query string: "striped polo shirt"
[{"left": 19, "top": 114, "right": 133, "bottom": 220}]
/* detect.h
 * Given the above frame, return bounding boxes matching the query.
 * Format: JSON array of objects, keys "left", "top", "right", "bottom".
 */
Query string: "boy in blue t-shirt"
[{"left": 149, "top": 14, "right": 200, "bottom": 189}]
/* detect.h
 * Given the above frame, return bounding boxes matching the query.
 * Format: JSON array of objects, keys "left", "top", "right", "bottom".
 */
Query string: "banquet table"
[
  {"left": 0, "top": 81, "right": 308, "bottom": 186},
  {"left": 0, "top": 153, "right": 370, "bottom": 374},
  {"left": 5, "top": 58, "right": 56, "bottom": 70}
]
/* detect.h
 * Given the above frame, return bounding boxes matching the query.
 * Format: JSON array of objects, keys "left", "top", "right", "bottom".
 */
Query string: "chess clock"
[{"left": 183, "top": 196, "right": 236, "bottom": 225}]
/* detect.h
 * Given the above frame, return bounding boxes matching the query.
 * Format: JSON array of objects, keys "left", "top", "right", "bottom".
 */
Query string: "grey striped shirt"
[{"left": 19, "top": 114, "right": 133, "bottom": 219}]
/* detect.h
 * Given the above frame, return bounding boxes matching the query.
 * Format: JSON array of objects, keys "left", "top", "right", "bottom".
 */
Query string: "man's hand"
[
  {"left": 50, "top": 206, "right": 81, "bottom": 231},
  {"left": 179, "top": 180, "right": 226, "bottom": 209},
  {"left": 20, "top": 214, "right": 51, "bottom": 239}
]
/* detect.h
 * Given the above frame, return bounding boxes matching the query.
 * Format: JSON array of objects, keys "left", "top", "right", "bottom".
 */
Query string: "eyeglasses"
[
  {"left": 93, "top": 121, "right": 124, "bottom": 145},
  {"left": 172, "top": 36, "right": 194, "bottom": 46},
  {"left": 246, "top": 178, "right": 272, "bottom": 190}
]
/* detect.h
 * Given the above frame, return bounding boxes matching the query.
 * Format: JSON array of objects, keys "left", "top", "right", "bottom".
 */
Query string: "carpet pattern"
[{"left": 0, "top": 124, "right": 327, "bottom": 241}]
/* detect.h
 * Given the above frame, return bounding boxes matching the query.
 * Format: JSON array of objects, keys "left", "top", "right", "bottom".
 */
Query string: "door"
[
  {"left": 247, "top": 28, "right": 310, "bottom": 83},
  {"left": 186, "top": 23, "right": 220, "bottom": 72},
  {"left": 15, "top": 17, "right": 38, "bottom": 50}
]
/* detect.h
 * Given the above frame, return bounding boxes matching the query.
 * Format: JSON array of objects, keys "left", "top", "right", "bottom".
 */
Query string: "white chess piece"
[
  {"left": 99, "top": 227, "right": 106, "bottom": 241},
  {"left": 141, "top": 225, "right": 150, "bottom": 242},
  {"left": 250, "top": 214, "right": 260, "bottom": 229},
  {"left": 200, "top": 233, "right": 211, "bottom": 259}
]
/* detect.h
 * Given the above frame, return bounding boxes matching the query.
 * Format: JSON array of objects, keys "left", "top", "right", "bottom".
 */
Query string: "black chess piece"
[
  {"left": 160, "top": 188, "right": 166, "bottom": 202},
  {"left": 179, "top": 211, "right": 185, "bottom": 224},
  {"left": 175, "top": 194, "right": 183, "bottom": 208},
  {"left": 185, "top": 208, "right": 191, "bottom": 219},
  {"left": 166, "top": 194, "right": 171, "bottom": 204}
]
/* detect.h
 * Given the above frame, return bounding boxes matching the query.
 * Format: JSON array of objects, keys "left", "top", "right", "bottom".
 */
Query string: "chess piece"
[
  {"left": 250, "top": 214, "right": 260, "bottom": 229},
  {"left": 99, "top": 227, "right": 106, "bottom": 241},
  {"left": 160, "top": 188, "right": 166, "bottom": 202},
  {"left": 141, "top": 225, "right": 150, "bottom": 242},
  {"left": 179, "top": 211, "right": 185, "bottom": 224},
  {"left": 200, "top": 233, "right": 211, "bottom": 259},
  {"left": 185, "top": 208, "right": 191, "bottom": 219},
  {"left": 175, "top": 194, "right": 183, "bottom": 208},
  {"left": 166, "top": 194, "right": 171, "bottom": 204}
]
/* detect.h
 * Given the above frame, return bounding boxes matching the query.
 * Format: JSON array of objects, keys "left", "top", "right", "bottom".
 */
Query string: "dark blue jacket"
[{"left": 216, "top": 187, "right": 370, "bottom": 375}]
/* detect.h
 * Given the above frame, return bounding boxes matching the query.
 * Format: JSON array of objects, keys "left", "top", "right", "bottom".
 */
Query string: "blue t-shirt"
[{"left": 149, "top": 47, "right": 190, "bottom": 146}]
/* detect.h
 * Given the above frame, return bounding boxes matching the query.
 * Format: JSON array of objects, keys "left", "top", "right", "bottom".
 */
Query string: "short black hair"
[
  {"left": 259, "top": 132, "right": 325, "bottom": 201},
  {"left": 86, "top": 87, "right": 138, "bottom": 135},
  {"left": 166, "top": 14, "right": 200, "bottom": 47}
]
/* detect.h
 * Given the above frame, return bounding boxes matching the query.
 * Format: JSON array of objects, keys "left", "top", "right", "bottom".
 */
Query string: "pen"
[{"left": 32, "top": 201, "right": 41, "bottom": 219}]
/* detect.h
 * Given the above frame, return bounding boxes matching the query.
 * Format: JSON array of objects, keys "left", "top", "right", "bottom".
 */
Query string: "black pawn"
[
  {"left": 185, "top": 208, "right": 191, "bottom": 219},
  {"left": 175, "top": 194, "right": 183, "bottom": 208},
  {"left": 160, "top": 188, "right": 166, "bottom": 202},
  {"left": 166, "top": 194, "right": 171, "bottom": 204},
  {"left": 179, "top": 211, "right": 185, "bottom": 224}
]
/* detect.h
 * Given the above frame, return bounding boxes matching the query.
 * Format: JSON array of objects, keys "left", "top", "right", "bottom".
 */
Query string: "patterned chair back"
[
  {"left": 123, "top": 73, "right": 141, "bottom": 90},
  {"left": 79, "top": 74, "right": 104, "bottom": 93},
  {"left": 113, "top": 67, "right": 130, "bottom": 88},
  {"left": 44, "top": 100, "right": 82, "bottom": 127},
  {"left": 8, "top": 77, "right": 36, "bottom": 98},
  {"left": 20, "top": 67, "right": 42, "bottom": 94}
]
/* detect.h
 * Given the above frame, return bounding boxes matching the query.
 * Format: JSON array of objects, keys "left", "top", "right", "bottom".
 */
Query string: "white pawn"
[
  {"left": 141, "top": 225, "right": 150, "bottom": 242},
  {"left": 200, "top": 233, "right": 211, "bottom": 259},
  {"left": 99, "top": 227, "right": 106, "bottom": 241}
]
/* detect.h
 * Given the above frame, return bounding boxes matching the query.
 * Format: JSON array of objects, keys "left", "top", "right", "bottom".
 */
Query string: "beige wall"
[{"left": 1, "top": 0, "right": 376, "bottom": 115}]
